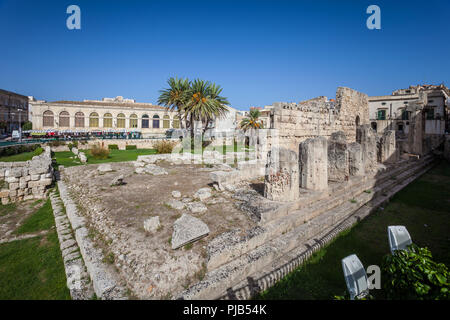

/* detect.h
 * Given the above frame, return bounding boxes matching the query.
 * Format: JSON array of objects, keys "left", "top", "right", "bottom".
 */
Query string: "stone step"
[
  {"left": 258, "top": 156, "right": 431, "bottom": 224},
  {"left": 178, "top": 157, "right": 436, "bottom": 300},
  {"left": 206, "top": 157, "right": 433, "bottom": 271},
  {"left": 217, "top": 160, "right": 436, "bottom": 300}
]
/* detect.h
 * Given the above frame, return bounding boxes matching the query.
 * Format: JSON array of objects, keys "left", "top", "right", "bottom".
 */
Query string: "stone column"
[
  {"left": 328, "top": 131, "right": 349, "bottom": 182},
  {"left": 299, "top": 137, "right": 328, "bottom": 191},
  {"left": 348, "top": 142, "right": 365, "bottom": 176},
  {"left": 264, "top": 147, "right": 299, "bottom": 202},
  {"left": 356, "top": 125, "right": 378, "bottom": 174},
  {"left": 378, "top": 130, "right": 398, "bottom": 163}
]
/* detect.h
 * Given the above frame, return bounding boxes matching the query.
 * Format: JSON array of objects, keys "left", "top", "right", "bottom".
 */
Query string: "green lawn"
[
  {"left": 0, "top": 151, "right": 36, "bottom": 162},
  {"left": 54, "top": 148, "right": 157, "bottom": 167},
  {"left": 256, "top": 160, "right": 450, "bottom": 300},
  {"left": 0, "top": 231, "right": 71, "bottom": 300},
  {"left": 15, "top": 198, "right": 54, "bottom": 235}
]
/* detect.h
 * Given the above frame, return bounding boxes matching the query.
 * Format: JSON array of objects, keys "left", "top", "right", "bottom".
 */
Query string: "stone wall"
[
  {"left": 444, "top": 135, "right": 450, "bottom": 162},
  {"left": 264, "top": 148, "right": 299, "bottom": 201},
  {"left": 0, "top": 146, "right": 53, "bottom": 204},
  {"left": 268, "top": 87, "right": 369, "bottom": 151}
]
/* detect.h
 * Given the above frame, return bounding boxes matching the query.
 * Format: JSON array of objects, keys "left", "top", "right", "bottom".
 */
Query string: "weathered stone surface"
[
  {"left": 135, "top": 167, "right": 145, "bottom": 174},
  {"left": 110, "top": 175, "right": 125, "bottom": 186},
  {"left": 166, "top": 199, "right": 185, "bottom": 210},
  {"left": 72, "top": 147, "right": 79, "bottom": 155},
  {"left": 356, "top": 125, "right": 378, "bottom": 174},
  {"left": 264, "top": 147, "right": 299, "bottom": 201},
  {"left": 378, "top": 130, "right": 398, "bottom": 163},
  {"left": 328, "top": 131, "right": 349, "bottom": 182},
  {"left": 144, "top": 164, "right": 168, "bottom": 175},
  {"left": 187, "top": 201, "right": 208, "bottom": 214},
  {"left": 144, "top": 216, "right": 160, "bottom": 233},
  {"left": 172, "top": 190, "right": 181, "bottom": 198},
  {"left": 299, "top": 137, "right": 328, "bottom": 190},
  {"left": 79, "top": 152, "right": 87, "bottom": 163},
  {"left": 171, "top": 214, "right": 209, "bottom": 249},
  {"left": 194, "top": 188, "right": 212, "bottom": 201},
  {"left": 98, "top": 164, "right": 113, "bottom": 173},
  {"left": 348, "top": 142, "right": 365, "bottom": 176}
]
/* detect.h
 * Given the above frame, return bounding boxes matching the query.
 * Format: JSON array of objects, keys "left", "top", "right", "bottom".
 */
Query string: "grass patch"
[
  {"left": 255, "top": 160, "right": 450, "bottom": 300},
  {"left": 0, "top": 231, "right": 71, "bottom": 299},
  {"left": 15, "top": 198, "right": 54, "bottom": 235},
  {"left": 0, "top": 203, "right": 16, "bottom": 217},
  {"left": 0, "top": 151, "right": 36, "bottom": 162},
  {"left": 53, "top": 148, "right": 157, "bottom": 167}
]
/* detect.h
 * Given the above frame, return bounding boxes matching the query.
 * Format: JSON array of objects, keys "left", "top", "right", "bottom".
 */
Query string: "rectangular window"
[
  {"left": 426, "top": 109, "right": 434, "bottom": 120},
  {"left": 377, "top": 109, "right": 386, "bottom": 120}
]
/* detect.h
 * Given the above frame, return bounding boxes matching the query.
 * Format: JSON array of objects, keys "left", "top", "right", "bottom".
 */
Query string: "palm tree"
[
  {"left": 157, "top": 77, "right": 190, "bottom": 129},
  {"left": 240, "top": 109, "right": 264, "bottom": 131},
  {"left": 184, "top": 79, "right": 230, "bottom": 137}
]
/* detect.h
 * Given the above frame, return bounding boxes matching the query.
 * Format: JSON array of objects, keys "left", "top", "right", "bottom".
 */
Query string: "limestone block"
[
  {"left": 171, "top": 214, "right": 209, "bottom": 249},
  {"left": 194, "top": 188, "right": 212, "bottom": 201},
  {"left": 0, "top": 189, "right": 9, "bottom": 197},
  {"left": 378, "top": 130, "right": 397, "bottom": 163},
  {"left": 5, "top": 176, "right": 18, "bottom": 183},
  {"left": 299, "top": 137, "right": 328, "bottom": 191},
  {"left": 356, "top": 125, "right": 378, "bottom": 174},
  {"left": 328, "top": 131, "right": 349, "bottom": 182},
  {"left": 264, "top": 147, "right": 300, "bottom": 201},
  {"left": 144, "top": 216, "right": 160, "bottom": 233},
  {"left": 9, "top": 182, "right": 19, "bottom": 191},
  {"left": 1, "top": 197, "right": 9, "bottom": 205},
  {"left": 187, "top": 202, "right": 208, "bottom": 214},
  {"left": 31, "top": 174, "right": 40, "bottom": 181},
  {"left": 9, "top": 190, "right": 17, "bottom": 197},
  {"left": 24, "top": 175, "right": 31, "bottom": 182},
  {"left": 97, "top": 164, "right": 113, "bottom": 173},
  {"left": 348, "top": 142, "right": 365, "bottom": 176}
]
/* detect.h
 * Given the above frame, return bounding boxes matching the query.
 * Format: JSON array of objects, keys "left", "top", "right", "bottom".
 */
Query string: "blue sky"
[{"left": 0, "top": 0, "right": 449, "bottom": 110}]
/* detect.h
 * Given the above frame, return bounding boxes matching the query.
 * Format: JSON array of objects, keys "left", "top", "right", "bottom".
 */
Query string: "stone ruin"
[{"left": 0, "top": 146, "right": 53, "bottom": 204}]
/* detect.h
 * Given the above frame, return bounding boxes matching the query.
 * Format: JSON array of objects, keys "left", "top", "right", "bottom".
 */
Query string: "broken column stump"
[
  {"left": 328, "top": 131, "right": 349, "bottom": 182},
  {"left": 264, "top": 147, "right": 300, "bottom": 202},
  {"left": 299, "top": 137, "right": 328, "bottom": 191}
]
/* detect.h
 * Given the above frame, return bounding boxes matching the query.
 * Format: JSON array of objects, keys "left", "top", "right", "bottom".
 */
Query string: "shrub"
[
  {"left": 90, "top": 144, "right": 110, "bottom": 160},
  {"left": 125, "top": 145, "right": 137, "bottom": 150},
  {"left": 22, "top": 121, "right": 32, "bottom": 130},
  {"left": 0, "top": 144, "right": 40, "bottom": 157},
  {"left": 48, "top": 140, "right": 66, "bottom": 147},
  {"left": 32, "top": 147, "right": 44, "bottom": 157},
  {"left": 382, "top": 244, "right": 450, "bottom": 300},
  {"left": 154, "top": 140, "right": 177, "bottom": 154},
  {"left": 108, "top": 144, "right": 119, "bottom": 150}
]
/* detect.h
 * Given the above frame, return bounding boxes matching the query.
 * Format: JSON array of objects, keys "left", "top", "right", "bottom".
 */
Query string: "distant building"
[
  {"left": 29, "top": 95, "right": 238, "bottom": 138},
  {"left": 368, "top": 84, "right": 450, "bottom": 135},
  {"left": 0, "top": 89, "right": 29, "bottom": 134},
  {"left": 30, "top": 96, "right": 180, "bottom": 137}
]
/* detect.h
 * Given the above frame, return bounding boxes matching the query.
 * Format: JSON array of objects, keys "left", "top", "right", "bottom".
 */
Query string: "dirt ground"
[
  {"left": 63, "top": 161, "right": 257, "bottom": 299},
  {"left": 0, "top": 200, "right": 45, "bottom": 242}
]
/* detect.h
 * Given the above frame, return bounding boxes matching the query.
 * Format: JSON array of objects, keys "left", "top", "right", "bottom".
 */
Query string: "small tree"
[
  {"left": 22, "top": 121, "right": 32, "bottom": 130},
  {"left": 382, "top": 244, "right": 450, "bottom": 300}
]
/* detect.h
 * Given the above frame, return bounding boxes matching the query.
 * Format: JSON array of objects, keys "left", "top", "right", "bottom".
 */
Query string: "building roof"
[{"left": 48, "top": 100, "right": 169, "bottom": 111}]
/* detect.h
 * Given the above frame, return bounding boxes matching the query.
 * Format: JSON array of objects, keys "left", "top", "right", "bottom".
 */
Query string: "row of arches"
[{"left": 42, "top": 111, "right": 180, "bottom": 129}]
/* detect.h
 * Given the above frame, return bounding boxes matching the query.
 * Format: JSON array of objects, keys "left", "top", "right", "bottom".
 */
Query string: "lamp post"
[{"left": 17, "top": 108, "right": 22, "bottom": 142}]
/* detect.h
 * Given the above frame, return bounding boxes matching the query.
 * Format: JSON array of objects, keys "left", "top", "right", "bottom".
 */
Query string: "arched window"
[
  {"left": 130, "top": 114, "right": 138, "bottom": 128},
  {"left": 142, "top": 114, "right": 149, "bottom": 128},
  {"left": 59, "top": 111, "right": 70, "bottom": 127},
  {"left": 173, "top": 116, "right": 180, "bottom": 129},
  {"left": 163, "top": 115, "right": 170, "bottom": 128},
  {"left": 152, "top": 115, "right": 160, "bottom": 128},
  {"left": 117, "top": 113, "right": 125, "bottom": 128},
  {"left": 43, "top": 110, "right": 54, "bottom": 127},
  {"left": 75, "top": 112, "right": 85, "bottom": 127},
  {"left": 103, "top": 113, "right": 112, "bottom": 128},
  {"left": 355, "top": 115, "right": 360, "bottom": 127},
  {"left": 89, "top": 112, "right": 99, "bottom": 127}
]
